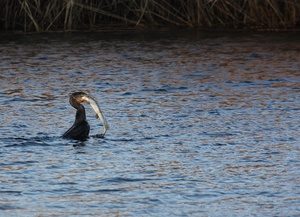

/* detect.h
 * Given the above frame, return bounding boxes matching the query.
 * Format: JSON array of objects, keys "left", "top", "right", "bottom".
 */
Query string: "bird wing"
[{"left": 62, "top": 121, "right": 90, "bottom": 140}]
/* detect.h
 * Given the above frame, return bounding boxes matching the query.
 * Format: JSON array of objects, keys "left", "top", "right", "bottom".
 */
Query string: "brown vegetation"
[{"left": 1, "top": 0, "right": 300, "bottom": 32}]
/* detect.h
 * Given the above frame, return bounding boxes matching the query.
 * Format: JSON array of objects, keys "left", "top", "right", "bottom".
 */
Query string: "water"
[{"left": 0, "top": 31, "right": 300, "bottom": 216}]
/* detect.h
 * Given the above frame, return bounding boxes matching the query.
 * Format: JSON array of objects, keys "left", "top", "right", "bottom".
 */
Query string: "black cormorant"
[{"left": 62, "top": 92, "right": 109, "bottom": 140}]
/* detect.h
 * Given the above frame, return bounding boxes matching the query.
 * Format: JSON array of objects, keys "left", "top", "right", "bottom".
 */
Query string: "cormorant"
[{"left": 62, "top": 92, "right": 109, "bottom": 140}]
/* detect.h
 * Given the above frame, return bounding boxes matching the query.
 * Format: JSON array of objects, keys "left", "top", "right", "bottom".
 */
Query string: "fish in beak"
[{"left": 81, "top": 95, "right": 109, "bottom": 137}]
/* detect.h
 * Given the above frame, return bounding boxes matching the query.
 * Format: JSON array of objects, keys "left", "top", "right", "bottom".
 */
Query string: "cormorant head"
[{"left": 70, "top": 92, "right": 89, "bottom": 105}]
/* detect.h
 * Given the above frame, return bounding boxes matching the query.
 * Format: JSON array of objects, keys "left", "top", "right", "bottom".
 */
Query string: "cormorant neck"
[{"left": 75, "top": 104, "right": 87, "bottom": 123}]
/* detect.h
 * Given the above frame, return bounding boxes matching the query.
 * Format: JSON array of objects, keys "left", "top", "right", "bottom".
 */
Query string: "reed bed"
[{"left": 1, "top": 0, "right": 299, "bottom": 32}]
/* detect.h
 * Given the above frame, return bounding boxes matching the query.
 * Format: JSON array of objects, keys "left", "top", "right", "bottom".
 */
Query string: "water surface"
[{"left": 0, "top": 31, "right": 300, "bottom": 216}]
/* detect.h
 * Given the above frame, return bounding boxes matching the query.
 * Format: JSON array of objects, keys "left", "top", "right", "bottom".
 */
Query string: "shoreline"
[{"left": 1, "top": 0, "right": 299, "bottom": 33}]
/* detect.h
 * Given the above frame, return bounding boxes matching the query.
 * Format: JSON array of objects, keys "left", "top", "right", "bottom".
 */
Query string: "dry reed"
[{"left": 1, "top": 0, "right": 299, "bottom": 32}]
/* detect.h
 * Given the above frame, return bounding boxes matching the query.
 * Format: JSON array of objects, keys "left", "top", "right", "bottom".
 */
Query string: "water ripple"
[{"left": 0, "top": 31, "right": 299, "bottom": 216}]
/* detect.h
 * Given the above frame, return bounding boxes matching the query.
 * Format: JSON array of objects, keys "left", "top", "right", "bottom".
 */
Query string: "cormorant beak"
[{"left": 81, "top": 95, "right": 109, "bottom": 137}]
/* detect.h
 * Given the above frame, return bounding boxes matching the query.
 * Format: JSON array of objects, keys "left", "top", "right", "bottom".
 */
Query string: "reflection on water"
[{"left": 0, "top": 31, "right": 300, "bottom": 216}]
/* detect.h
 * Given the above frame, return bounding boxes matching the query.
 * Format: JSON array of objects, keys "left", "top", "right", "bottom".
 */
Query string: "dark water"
[{"left": 0, "top": 31, "right": 300, "bottom": 216}]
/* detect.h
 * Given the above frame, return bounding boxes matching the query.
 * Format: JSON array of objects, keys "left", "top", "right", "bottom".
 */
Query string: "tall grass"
[{"left": 1, "top": 0, "right": 299, "bottom": 32}]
